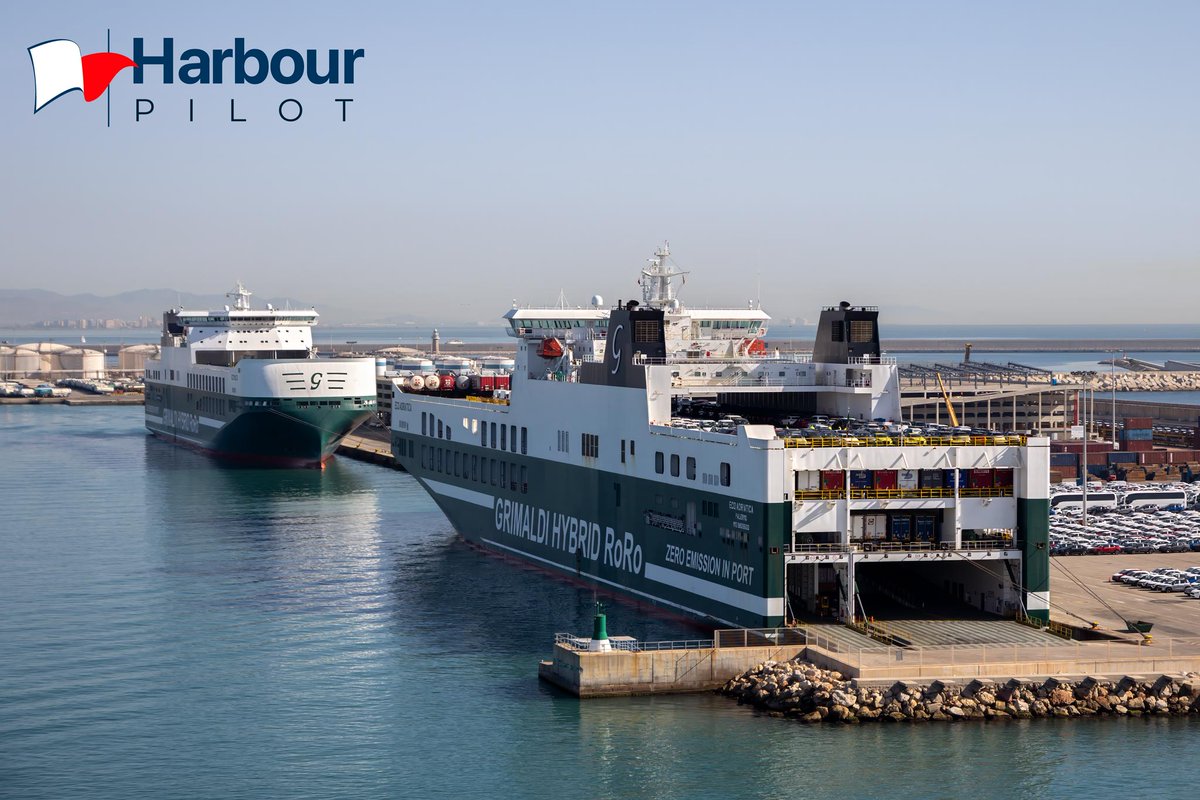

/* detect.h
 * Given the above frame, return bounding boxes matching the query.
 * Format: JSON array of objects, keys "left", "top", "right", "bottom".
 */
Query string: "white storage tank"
[
  {"left": 478, "top": 356, "right": 515, "bottom": 373},
  {"left": 118, "top": 344, "right": 160, "bottom": 372},
  {"left": 433, "top": 356, "right": 475, "bottom": 374},
  {"left": 60, "top": 348, "right": 105, "bottom": 378}
]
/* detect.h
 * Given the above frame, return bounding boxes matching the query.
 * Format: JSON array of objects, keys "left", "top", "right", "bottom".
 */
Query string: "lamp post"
[
  {"left": 1105, "top": 349, "right": 1118, "bottom": 448},
  {"left": 1082, "top": 387, "right": 1088, "bottom": 528}
]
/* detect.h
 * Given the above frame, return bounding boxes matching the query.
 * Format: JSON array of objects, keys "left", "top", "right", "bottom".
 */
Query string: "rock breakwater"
[
  {"left": 721, "top": 661, "right": 1200, "bottom": 723},
  {"left": 1058, "top": 371, "right": 1200, "bottom": 393}
]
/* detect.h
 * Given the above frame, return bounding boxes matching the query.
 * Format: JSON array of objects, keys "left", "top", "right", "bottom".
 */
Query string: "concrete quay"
[
  {"left": 541, "top": 554, "right": 1200, "bottom": 697},
  {"left": 337, "top": 428, "right": 403, "bottom": 470}
]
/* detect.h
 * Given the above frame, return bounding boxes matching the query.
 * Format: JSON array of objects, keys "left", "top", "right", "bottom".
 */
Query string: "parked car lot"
[{"left": 1051, "top": 505, "right": 1200, "bottom": 556}]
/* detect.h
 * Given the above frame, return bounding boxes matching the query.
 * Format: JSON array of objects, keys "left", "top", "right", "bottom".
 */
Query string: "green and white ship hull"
[
  {"left": 392, "top": 427, "right": 786, "bottom": 627},
  {"left": 144, "top": 286, "right": 377, "bottom": 467},
  {"left": 147, "top": 382, "right": 375, "bottom": 467},
  {"left": 389, "top": 245, "right": 1052, "bottom": 629}
]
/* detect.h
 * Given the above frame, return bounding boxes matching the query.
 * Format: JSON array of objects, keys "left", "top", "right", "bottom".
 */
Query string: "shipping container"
[
  {"left": 888, "top": 514, "right": 913, "bottom": 542},
  {"left": 1050, "top": 453, "right": 1078, "bottom": 467},
  {"left": 1107, "top": 452, "right": 1138, "bottom": 464},
  {"left": 943, "top": 469, "right": 969, "bottom": 489},
  {"left": 862, "top": 514, "right": 886, "bottom": 540},
  {"left": 470, "top": 374, "right": 495, "bottom": 392},
  {"left": 915, "top": 514, "right": 937, "bottom": 542},
  {"left": 1126, "top": 441, "right": 1153, "bottom": 452},
  {"left": 898, "top": 469, "right": 919, "bottom": 490},
  {"left": 993, "top": 468, "right": 1014, "bottom": 487},
  {"left": 849, "top": 469, "right": 872, "bottom": 489},
  {"left": 794, "top": 470, "right": 820, "bottom": 491},
  {"left": 494, "top": 375, "right": 511, "bottom": 390},
  {"left": 919, "top": 469, "right": 944, "bottom": 489},
  {"left": 968, "top": 468, "right": 994, "bottom": 489},
  {"left": 1123, "top": 417, "right": 1153, "bottom": 428},
  {"left": 820, "top": 470, "right": 845, "bottom": 491},
  {"left": 873, "top": 469, "right": 898, "bottom": 490}
]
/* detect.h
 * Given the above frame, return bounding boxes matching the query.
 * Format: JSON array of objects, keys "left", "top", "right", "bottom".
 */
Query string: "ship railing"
[
  {"left": 552, "top": 633, "right": 714, "bottom": 652},
  {"left": 782, "top": 434, "right": 1027, "bottom": 448},
  {"left": 465, "top": 395, "right": 510, "bottom": 406},
  {"left": 783, "top": 543, "right": 846, "bottom": 554},
  {"left": 794, "top": 487, "right": 1015, "bottom": 500},
  {"left": 784, "top": 540, "right": 1015, "bottom": 555},
  {"left": 638, "top": 354, "right": 814, "bottom": 365},
  {"left": 848, "top": 355, "right": 896, "bottom": 365}
]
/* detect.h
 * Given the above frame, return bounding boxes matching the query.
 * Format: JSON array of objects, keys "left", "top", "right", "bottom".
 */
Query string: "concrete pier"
[
  {"left": 337, "top": 430, "right": 403, "bottom": 470},
  {"left": 540, "top": 627, "right": 1200, "bottom": 697}
]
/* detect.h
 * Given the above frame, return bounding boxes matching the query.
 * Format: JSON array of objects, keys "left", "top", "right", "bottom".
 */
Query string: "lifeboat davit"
[{"left": 539, "top": 337, "right": 564, "bottom": 358}]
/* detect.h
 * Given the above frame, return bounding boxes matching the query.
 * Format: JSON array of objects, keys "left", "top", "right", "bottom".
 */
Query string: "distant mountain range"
[{"left": 0, "top": 288, "right": 356, "bottom": 326}]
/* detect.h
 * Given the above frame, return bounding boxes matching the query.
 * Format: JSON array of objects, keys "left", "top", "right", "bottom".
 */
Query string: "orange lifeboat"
[{"left": 539, "top": 337, "right": 564, "bottom": 358}]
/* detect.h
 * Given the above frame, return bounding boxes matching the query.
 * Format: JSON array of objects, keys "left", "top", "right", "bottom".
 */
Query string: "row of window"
[
  {"left": 655, "top": 451, "right": 731, "bottom": 486},
  {"left": 483, "top": 421, "right": 527, "bottom": 454},
  {"left": 419, "top": 411, "right": 529, "bottom": 456},
  {"left": 582, "top": 433, "right": 599, "bottom": 458},
  {"left": 719, "top": 526, "right": 751, "bottom": 549},
  {"left": 696, "top": 320, "right": 762, "bottom": 331},
  {"left": 196, "top": 395, "right": 225, "bottom": 416},
  {"left": 420, "top": 443, "right": 528, "bottom": 494},
  {"left": 187, "top": 372, "right": 227, "bottom": 394},
  {"left": 510, "top": 319, "right": 609, "bottom": 330}
]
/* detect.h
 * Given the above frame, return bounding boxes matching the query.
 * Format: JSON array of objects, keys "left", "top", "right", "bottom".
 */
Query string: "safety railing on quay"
[
  {"left": 829, "top": 636, "right": 1200, "bottom": 670},
  {"left": 557, "top": 629, "right": 1200, "bottom": 664},
  {"left": 553, "top": 633, "right": 714, "bottom": 653},
  {"left": 783, "top": 434, "right": 1027, "bottom": 449},
  {"left": 794, "top": 487, "right": 1015, "bottom": 501}
]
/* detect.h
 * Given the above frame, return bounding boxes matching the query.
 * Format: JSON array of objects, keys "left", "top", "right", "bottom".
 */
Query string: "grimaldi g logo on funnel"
[{"left": 28, "top": 36, "right": 364, "bottom": 123}]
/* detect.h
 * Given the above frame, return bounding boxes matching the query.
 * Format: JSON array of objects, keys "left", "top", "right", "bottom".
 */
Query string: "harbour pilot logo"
[
  {"left": 27, "top": 35, "right": 363, "bottom": 124},
  {"left": 28, "top": 39, "right": 137, "bottom": 112}
]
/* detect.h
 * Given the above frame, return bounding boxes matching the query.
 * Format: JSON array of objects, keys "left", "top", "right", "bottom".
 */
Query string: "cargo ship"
[
  {"left": 390, "top": 245, "right": 1051, "bottom": 627},
  {"left": 145, "top": 285, "right": 377, "bottom": 466}
]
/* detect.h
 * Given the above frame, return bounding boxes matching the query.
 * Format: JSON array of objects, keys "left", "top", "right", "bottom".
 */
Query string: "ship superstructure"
[
  {"left": 390, "top": 246, "right": 1050, "bottom": 627},
  {"left": 145, "top": 284, "right": 376, "bottom": 466}
]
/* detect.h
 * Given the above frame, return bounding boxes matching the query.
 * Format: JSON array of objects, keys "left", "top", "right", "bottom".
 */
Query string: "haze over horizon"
[{"left": 2, "top": 1, "right": 1197, "bottom": 325}]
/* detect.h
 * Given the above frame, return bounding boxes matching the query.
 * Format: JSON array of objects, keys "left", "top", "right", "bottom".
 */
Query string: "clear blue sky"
[{"left": 2, "top": 1, "right": 1197, "bottom": 325}]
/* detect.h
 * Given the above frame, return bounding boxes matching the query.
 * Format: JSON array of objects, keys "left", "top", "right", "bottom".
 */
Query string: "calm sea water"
[{"left": 0, "top": 405, "right": 1195, "bottom": 799}]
